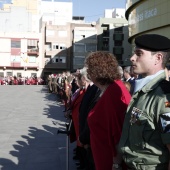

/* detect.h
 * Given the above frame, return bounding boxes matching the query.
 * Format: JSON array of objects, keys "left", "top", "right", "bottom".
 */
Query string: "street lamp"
[
  {"left": 12, "top": 58, "right": 15, "bottom": 76},
  {"left": 20, "top": 52, "right": 27, "bottom": 85}
]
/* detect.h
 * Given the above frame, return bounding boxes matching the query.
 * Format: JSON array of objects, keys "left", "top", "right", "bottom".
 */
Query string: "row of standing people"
[
  {"left": 0, "top": 76, "right": 44, "bottom": 85},
  {"left": 63, "top": 34, "right": 170, "bottom": 170},
  {"left": 49, "top": 33, "right": 170, "bottom": 170},
  {"left": 65, "top": 34, "right": 170, "bottom": 170},
  {"left": 64, "top": 53, "right": 132, "bottom": 170},
  {"left": 47, "top": 72, "right": 79, "bottom": 112}
]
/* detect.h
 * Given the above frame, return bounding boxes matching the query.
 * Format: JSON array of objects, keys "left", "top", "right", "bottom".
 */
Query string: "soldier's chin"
[{"left": 133, "top": 69, "right": 140, "bottom": 75}]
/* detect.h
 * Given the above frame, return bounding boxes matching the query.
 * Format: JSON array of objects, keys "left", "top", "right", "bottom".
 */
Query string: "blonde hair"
[{"left": 123, "top": 81, "right": 131, "bottom": 92}]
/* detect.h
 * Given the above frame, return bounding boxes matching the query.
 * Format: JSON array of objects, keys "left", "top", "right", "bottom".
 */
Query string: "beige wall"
[{"left": 4, "top": 0, "right": 38, "bottom": 14}]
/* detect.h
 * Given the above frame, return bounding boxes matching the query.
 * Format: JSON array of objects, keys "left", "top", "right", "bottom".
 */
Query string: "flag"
[
  {"left": 25, "top": 57, "right": 28, "bottom": 63},
  {"left": 21, "top": 56, "right": 28, "bottom": 63}
]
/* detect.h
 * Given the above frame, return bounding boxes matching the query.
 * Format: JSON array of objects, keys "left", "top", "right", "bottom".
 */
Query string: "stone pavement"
[{"left": 0, "top": 85, "right": 77, "bottom": 170}]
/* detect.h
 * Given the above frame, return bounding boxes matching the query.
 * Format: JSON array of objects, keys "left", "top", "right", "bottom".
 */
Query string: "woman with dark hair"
[
  {"left": 85, "top": 51, "right": 131, "bottom": 170},
  {"left": 71, "top": 78, "right": 79, "bottom": 94}
]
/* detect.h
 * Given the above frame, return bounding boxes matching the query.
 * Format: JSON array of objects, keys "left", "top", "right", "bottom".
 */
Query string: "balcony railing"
[{"left": 27, "top": 48, "right": 39, "bottom": 55}]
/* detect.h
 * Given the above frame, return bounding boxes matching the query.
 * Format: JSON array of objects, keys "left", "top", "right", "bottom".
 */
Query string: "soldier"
[
  {"left": 119, "top": 34, "right": 170, "bottom": 170},
  {"left": 47, "top": 74, "right": 52, "bottom": 93},
  {"left": 51, "top": 74, "right": 58, "bottom": 93}
]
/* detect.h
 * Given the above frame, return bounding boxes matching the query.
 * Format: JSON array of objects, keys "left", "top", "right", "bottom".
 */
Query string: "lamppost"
[
  {"left": 20, "top": 52, "right": 27, "bottom": 85},
  {"left": 12, "top": 58, "right": 15, "bottom": 76}
]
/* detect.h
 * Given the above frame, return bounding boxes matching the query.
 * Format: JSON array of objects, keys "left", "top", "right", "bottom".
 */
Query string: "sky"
[
  {"left": 0, "top": 0, "right": 126, "bottom": 22},
  {"left": 72, "top": 0, "right": 126, "bottom": 22}
]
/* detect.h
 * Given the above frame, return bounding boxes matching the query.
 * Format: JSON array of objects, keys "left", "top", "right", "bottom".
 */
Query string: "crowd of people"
[
  {"left": 0, "top": 75, "right": 44, "bottom": 85},
  {"left": 49, "top": 34, "right": 170, "bottom": 170}
]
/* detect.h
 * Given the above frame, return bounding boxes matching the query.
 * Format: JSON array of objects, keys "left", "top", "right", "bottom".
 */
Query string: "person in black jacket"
[
  {"left": 123, "top": 66, "right": 135, "bottom": 95},
  {"left": 78, "top": 67, "right": 100, "bottom": 170}
]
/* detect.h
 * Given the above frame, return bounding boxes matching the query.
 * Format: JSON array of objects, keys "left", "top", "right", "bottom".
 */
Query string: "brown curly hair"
[{"left": 85, "top": 51, "right": 121, "bottom": 85}]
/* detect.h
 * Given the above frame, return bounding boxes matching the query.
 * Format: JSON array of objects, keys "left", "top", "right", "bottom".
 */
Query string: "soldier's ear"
[{"left": 155, "top": 53, "right": 163, "bottom": 65}]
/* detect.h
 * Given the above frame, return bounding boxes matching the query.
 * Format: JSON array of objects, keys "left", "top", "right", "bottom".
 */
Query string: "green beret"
[{"left": 135, "top": 34, "right": 170, "bottom": 51}]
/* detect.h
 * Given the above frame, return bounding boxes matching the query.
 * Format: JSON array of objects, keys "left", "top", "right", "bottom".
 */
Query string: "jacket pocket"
[{"left": 129, "top": 114, "right": 148, "bottom": 151}]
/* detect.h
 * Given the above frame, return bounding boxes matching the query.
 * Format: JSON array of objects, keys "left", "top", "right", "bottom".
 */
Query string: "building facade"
[
  {"left": 71, "top": 20, "right": 97, "bottom": 70},
  {"left": 0, "top": 0, "right": 134, "bottom": 78},
  {"left": 42, "top": 16, "right": 97, "bottom": 75},
  {"left": 125, "top": 0, "right": 170, "bottom": 43},
  {"left": 0, "top": 0, "right": 73, "bottom": 78},
  {"left": 0, "top": 4, "right": 40, "bottom": 78},
  {"left": 42, "top": 22, "right": 72, "bottom": 76},
  {"left": 97, "top": 8, "right": 132, "bottom": 66}
]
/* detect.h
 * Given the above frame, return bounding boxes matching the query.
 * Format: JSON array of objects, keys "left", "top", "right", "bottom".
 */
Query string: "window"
[
  {"left": 74, "top": 44, "right": 85, "bottom": 52},
  {"left": 73, "top": 56, "right": 85, "bottom": 65},
  {"left": 11, "top": 56, "right": 21, "bottom": 62},
  {"left": 86, "top": 44, "right": 97, "bottom": 52},
  {"left": 53, "top": 43, "right": 66, "bottom": 50},
  {"left": 46, "top": 30, "right": 54, "bottom": 36},
  {"left": 114, "top": 27, "right": 123, "bottom": 33},
  {"left": 0, "top": 72, "right": 4, "bottom": 77},
  {"left": 103, "top": 30, "right": 109, "bottom": 37},
  {"left": 113, "top": 47, "right": 124, "bottom": 55},
  {"left": 46, "top": 44, "right": 51, "bottom": 51},
  {"left": 52, "top": 56, "right": 66, "bottom": 63},
  {"left": 7, "top": 72, "right": 12, "bottom": 76},
  {"left": 60, "top": 56, "right": 66, "bottom": 63},
  {"left": 60, "top": 44, "right": 66, "bottom": 50},
  {"left": 29, "top": 56, "right": 36, "bottom": 63},
  {"left": 114, "top": 40, "right": 122, "bottom": 46},
  {"left": 102, "top": 45, "right": 109, "bottom": 51},
  {"left": 53, "top": 44, "right": 59, "bottom": 49},
  {"left": 113, "top": 34, "right": 124, "bottom": 41},
  {"left": 31, "top": 73, "right": 37, "bottom": 77},
  {"left": 11, "top": 40, "right": 21, "bottom": 48},
  {"left": 103, "top": 37, "right": 109, "bottom": 42},
  {"left": 103, "top": 38, "right": 109, "bottom": 47},
  {"left": 17, "top": 73, "right": 22, "bottom": 77},
  {"left": 27, "top": 39, "right": 38, "bottom": 51}
]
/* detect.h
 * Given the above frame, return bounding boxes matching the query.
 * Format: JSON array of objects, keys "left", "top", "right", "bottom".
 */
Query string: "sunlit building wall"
[{"left": 125, "top": 0, "right": 170, "bottom": 43}]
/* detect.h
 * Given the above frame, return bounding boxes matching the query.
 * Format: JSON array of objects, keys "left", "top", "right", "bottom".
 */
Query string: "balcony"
[
  {"left": 10, "top": 62, "right": 21, "bottom": 68},
  {"left": 27, "top": 48, "right": 39, "bottom": 56}
]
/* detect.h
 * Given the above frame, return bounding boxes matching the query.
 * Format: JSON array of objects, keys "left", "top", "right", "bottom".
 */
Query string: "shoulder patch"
[
  {"left": 160, "top": 113, "right": 170, "bottom": 133},
  {"left": 160, "top": 80, "right": 170, "bottom": 94}
]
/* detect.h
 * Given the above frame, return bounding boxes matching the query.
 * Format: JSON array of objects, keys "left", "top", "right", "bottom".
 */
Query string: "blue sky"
[
  {"left": 0, "top": 0, "right": 126, "bottom": 22},
  {"left": 72, "top": 0, "right": 126, "bottom": 22}
]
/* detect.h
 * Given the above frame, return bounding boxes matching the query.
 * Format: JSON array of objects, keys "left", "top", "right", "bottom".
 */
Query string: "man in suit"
[{"left": 123, "top": 66, "right": 135, "bottom": 95}]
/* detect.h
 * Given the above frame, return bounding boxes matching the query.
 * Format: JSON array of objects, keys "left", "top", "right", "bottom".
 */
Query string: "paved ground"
[{"left": 0, "top": 85, "right": 77, "bottom": 170}]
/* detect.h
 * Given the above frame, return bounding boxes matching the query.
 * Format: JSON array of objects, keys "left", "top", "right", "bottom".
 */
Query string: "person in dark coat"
[
  {"left": 123, "top": 66, "right": 135, "bottom": 95},
  {"left": 78, "top": 67, "right": 100, "bottom": 170}
]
